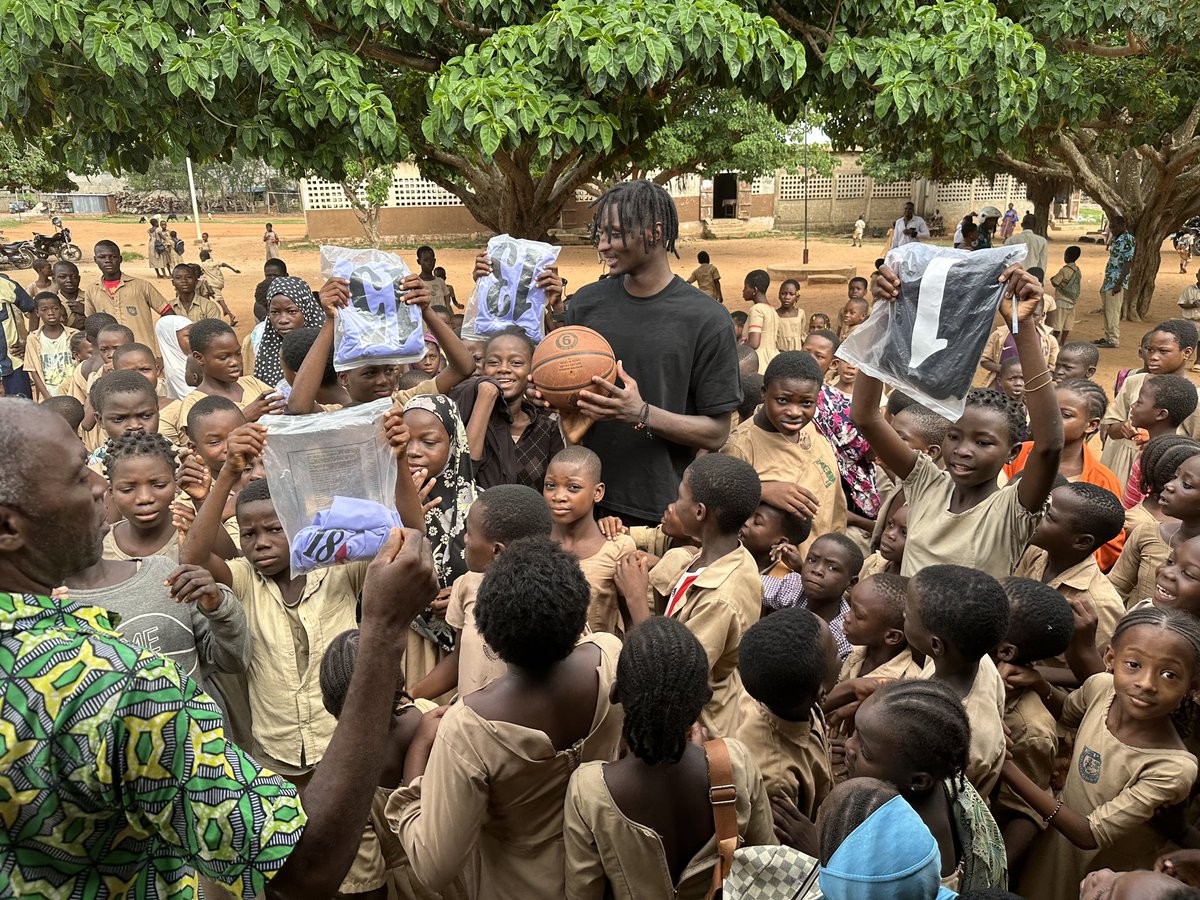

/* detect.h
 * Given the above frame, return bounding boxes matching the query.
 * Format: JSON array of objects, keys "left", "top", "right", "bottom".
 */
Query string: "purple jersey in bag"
[
  {"left": 472, "top": 235, "right": 559, "bottom": 342},
  {"left": 290, "top": 496, "right": 402, "bottom": 571},
  {"left": 330, "top": 259, "right": 425, "bottom": 369}
]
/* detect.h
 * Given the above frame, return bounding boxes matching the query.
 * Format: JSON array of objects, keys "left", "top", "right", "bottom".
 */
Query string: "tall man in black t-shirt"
[{"left": 471, "top": 182, "right": 742, "bottom": 524}]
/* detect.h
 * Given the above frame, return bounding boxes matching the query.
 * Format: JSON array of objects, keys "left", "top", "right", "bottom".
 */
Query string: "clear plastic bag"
[
  {"left": 836, "top": 242, "right": 1028, "bottom": 420},
  {"left": 261, "top": 397, "right": 399, "bottom": 576},
  {"left": 461, "top": 234, "right": 561, "bottom": 343},
  {"left": 321, "top": 245, "right": 426, "bottom": 371}
]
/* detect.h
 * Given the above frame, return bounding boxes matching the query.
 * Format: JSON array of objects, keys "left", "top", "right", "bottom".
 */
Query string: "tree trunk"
[
  {"left": 340, "top": 181, "right": 383, "bottom": 247},
  {"left": 1125, "top": 216, "right": 1172, "bottom": 321},
  {"left": 1023, "top": 175, "right": 1070, "bottom": 237}
]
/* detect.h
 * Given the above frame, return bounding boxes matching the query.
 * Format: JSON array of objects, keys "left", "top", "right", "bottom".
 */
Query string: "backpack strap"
[{"left": 704, "top": 738, "right": 739, "bottom": 900}]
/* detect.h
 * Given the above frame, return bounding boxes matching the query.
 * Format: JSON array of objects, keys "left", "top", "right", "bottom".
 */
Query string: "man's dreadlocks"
[{"left": 589, "top": 180, "right": 680, "bottom": 257}]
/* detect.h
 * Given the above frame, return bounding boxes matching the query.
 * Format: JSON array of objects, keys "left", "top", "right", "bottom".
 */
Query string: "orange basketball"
[{"left": 531, "top": 326, "right": 617, "bottom": 411}]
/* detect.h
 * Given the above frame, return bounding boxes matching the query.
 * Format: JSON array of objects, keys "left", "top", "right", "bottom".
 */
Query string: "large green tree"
[
  {"left": 1, "top": 0, "right": 1044, "bottom": 238},
  {"left": 0, "top": 132, "right": 75, "bottom": 193}
]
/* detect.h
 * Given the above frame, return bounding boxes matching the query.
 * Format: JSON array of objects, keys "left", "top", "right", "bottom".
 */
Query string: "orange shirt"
[{"left": 1005, "top": 441, "right": 1125, "bottom": 571}]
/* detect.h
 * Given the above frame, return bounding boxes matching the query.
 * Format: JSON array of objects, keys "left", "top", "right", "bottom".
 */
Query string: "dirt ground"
[{"left": 23, "top": 214, "right": 1196, "bottom": 387}]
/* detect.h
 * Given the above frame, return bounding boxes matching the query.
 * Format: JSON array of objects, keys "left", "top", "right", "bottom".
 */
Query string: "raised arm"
[
  {"left": 1004, "top": 268, "right": 1064, "bottom": 513},
  {"left": 384, "top": 408, "right": 426, "bottom": 532},
  {"left": 179, "top": 424, "right": 266, "bottom": 587},
  {"left": 288, "top": 280, "right": 341, "bottom": 415}
]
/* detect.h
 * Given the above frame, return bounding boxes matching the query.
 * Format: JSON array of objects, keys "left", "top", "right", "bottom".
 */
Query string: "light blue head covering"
[{"left": 818, "top": 795, "right": 958, "bottom": 899}]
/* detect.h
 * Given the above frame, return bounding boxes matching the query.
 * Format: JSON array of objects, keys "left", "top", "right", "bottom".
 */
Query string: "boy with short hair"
[
  {"left": 686, "top": 250, "right": 723, "bottom": 302},
  {"left": 740, "top": 499, "right": 811, "bottom": 616},
  {"left": 1052, "top": 340, "right": 1099, "bottom": 384},
  {"left": 837, "top": 294, "right": 869, "bottom": 343},
  {"left": 544, "top": 446, "right": 636, "bottom": 635},
  {"left": 860, "top": 501, "right": 907, "bottom": 579},
  {"left": 40, "top": 394, "right": 85, "bottom": 432},
  {"left": 170, "top": 263, "right": 223, "bottom": 324},
  {"left": 993, "top": 576, "right": 1075, "bottom": 871},
  {"left": 1048, "top": 245, "right": 1082, "bottom": 344},
  {"left": 794, "top": 532, "right": 863, "bottom": 658},
  {"left": 908, "top": 564, "right": 1010, "bottom": 798},
  {"left": 1124, "top": 374, "right": 1200, "bottom": 507},
  {"left": 411, "top": 484, "right": 553, "bottom": 700},
  {"left": 997, "top": 356, "right": 1025, "bottom": 403},
  {"left": 198, "top": 248, "right": 240, "bottom": 324},
  {"left": 744, "top": 269, "right": 779, "bottom": 371},
  {"left": 736, "top": 607, "right": 837, "bottom": 818},
  {"left": 25, "top": 293, "right": 77, "bottom": 400},
  {"left": 613, "top": 453, "right": 763, "bottom": 738},
  {"left": 416, "top": 245, "right": 449, "bottom": 308},
  {"left": 839, "top": 573, "right": 922, "bottom": 682},
  {"left": 1012, "top": 482, "right": 1126, "bottom": 668},
  {"left": 730, "top": 309, "right": 748, "bottom": 342},
  {"left": 85, "top": 369, "right": 162, "bottom": 471}
]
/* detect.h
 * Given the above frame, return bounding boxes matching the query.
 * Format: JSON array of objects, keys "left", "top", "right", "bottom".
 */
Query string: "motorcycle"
[
  {"left": 29, "top": 228, "right": 82, "bottom": 261},
  {"left": 0, "top": 241, "right": 35, "bottom": 270}
]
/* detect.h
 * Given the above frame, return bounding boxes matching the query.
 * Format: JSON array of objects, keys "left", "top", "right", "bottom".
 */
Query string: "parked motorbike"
[
  {"left": 29, "top": 228, "right": 82, "bottom": 261},
  {"left": 0, "top": 242, "right": 35, "bottom": 270}
]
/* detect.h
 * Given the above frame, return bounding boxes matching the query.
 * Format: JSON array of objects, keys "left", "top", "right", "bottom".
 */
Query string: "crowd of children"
[{"left": 13, "top": 192, "right": 1200, "bottom": 900}]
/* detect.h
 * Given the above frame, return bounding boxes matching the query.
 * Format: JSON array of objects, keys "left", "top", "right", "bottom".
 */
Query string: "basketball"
[{"left": 530, "top": 326, "right": 618, "bottom": 412}]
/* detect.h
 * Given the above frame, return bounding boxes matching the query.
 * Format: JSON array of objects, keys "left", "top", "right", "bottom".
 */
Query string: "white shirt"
[{"left": 892, "top": 215, "right": 930, "bottom": 248}]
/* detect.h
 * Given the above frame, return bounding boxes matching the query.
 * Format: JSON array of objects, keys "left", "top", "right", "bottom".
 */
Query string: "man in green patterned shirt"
[{"left": 0, "top": 399, "right": 437, "bottom": 899}]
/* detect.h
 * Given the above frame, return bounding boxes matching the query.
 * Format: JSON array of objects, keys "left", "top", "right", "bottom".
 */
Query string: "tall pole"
[
  {"left": 185, "top": 158, "right": 202, "bottom": 240},
  {"left": 802, "top": 122, "right": 810, "bottom": 265}
]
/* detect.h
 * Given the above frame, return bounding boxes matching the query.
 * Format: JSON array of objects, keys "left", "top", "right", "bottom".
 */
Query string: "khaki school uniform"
[
  {"left": 996, "top": 688, "right": 1058, "bottom": 827},
  {"left": 579, "top": 534, "right": 637, "bottom": 635},
  {"left": 386, "top": 633, "right": 624, "bottom": 900},
  {"left": 240, "top": 331, "right": 256, "bottom": 376},
  {"left": 900, "top": 451, "right": 1042, "bottom": 579},
  {"left": 921, "top": 656, "right": 1006, "bottom": 798},
  {"left": 227, "top": 557, "right": 367, "bottom": 769},
  {"left": 1014, "top": 547, "right": 1125, "bottom": 655},
  {"left": 736, "top": 695, "right": 833, "bottom": 819},
  {"left": 628, "top": 525, "right": 675, "bottom": 563},
  {"left": 563, "top": 738, "right": 774, "bottom": 900},
  {"left": 775, "top": 312, "right": 807, "bottom": 352},
  {"left": 838, "top": 645, "right": 923, "bottom": 683},
  {"left": 722, "top": 419, "right": 848, "bottom": 555},
  {"left": 1124, "top": 499, "right": 1157, "bottom": 536},
  {"left": 1102, "top": 371, "right": 1200, "bottom": 488},
  {"left": 174, "top": 294, "right": 223, "bottom": 324},
  {"left": 746, "top": 303, "right": 780, "bottom": 371},
  {"left": 393, "top": 376, "right": 440, "bottom": 407},
  {"left": 163, "top": 376, "right": 276, "bottom": 443},
  {"left": 857, "top": 550, "right": 891, "bottom": 581},
  {"left": 84, "top": 274, "right": 170, "bottom": 352},
  {"left": 1019, "top": 674, "right": 1198, "bottom": 900},
  {"left": 648, "top": 545, "right": 762, "bottom": 739},
  {"left": 444, "top": 571, "right": 504, "bottom": 698},
  {"left": 1107, "top": 520, "right": 1169, "bottom": 608},
  {"left": 688, "top": 263, "right": 721, "bottom": 301}
]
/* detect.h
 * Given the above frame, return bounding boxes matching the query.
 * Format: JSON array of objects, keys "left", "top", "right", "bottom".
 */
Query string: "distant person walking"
[
  {"left": 1095, "top": 214, "right": 1135, "bottom": 349},
  {"left": 147, "top": 218, "right": 170, "bottom": 279},
  {"left": 263, "top": 223, "right": 282, "bottom": 260},
  {"left": 852, "top": 214, "right": 866, "bottom": 247},
  {"left": 999, "top": 203, "right": 1019, "bottom": 241}
]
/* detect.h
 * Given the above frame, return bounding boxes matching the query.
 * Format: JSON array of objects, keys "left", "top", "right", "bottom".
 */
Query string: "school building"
[{"left": 298, "top": 156, "right": 1080, "bottom": 242}]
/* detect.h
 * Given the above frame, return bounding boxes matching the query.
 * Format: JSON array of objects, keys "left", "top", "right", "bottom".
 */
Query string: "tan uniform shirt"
[
  {"left": 563, "top": 738, "right": 774, "bottom": 900},
  {"left": 174, "top": 294, "right": 223, "bottom": 324},
  {"left": 648, "top": 545, "right": 762, "bottom": 738},
  {"left": 838, "top": 645, "right": 923, "bottom": 683},
  {"left": 386, "top": 633, "right": 624, "bottom": 900},
  {"left": 996, "top": 688, "right": 1058, "bottom": 825},
  {"left": 163, "top": 376, "right": 276, "bottom": 443},
  {"left": 746, "top": 303, "right": 780, "bottom": 372},
  {"left": 1102, "top": 371, "right": 1200, "bottom": 488},
  {"left": 84, "top": 274, "right": 169, "bottom": 352},
  {"left": 722, "top": 419, "right": 848, "bottom": 555},
  {"left": 736, "top": 695, "right": 833, "bottom": 818},
  {"left": 775, "top": 313, "right": 807, "bottom": 352},
  {"left": 444, "top": 571, "right": 504, "bottom": 698},
  {"left": 228, "top": 557, "right": 367, "bottom": 768},
  {"left": 1014, "top": 546, "right": 1126, "bottom": 655},
  {"left": 921, "top": 657, "right": 1006, "bottom": 799},
  {"left": 901, "top": 451, "right": 1042, "bottom": 579},
  {"left": 578, "top": 535, "right": 636, "bottom": 636},
  {"left": 393, "top": 377, "right": 440, "bottom": 407},
  {"left": 688, "top": 263, "right": 721, "bottom": 300},
  {"left": 1107, "top": 520, "right": 1169, "bottom": 608},
  {"left": 1019, "top": 675, "right": 1198, "bottom": 900}
]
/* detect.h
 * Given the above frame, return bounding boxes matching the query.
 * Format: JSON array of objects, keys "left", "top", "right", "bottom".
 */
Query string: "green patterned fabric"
[
  {"left": 0, "top": 592, "right": 307, "bottom": 898},
  {"left": 949, "top": 777, "right": 1009, "bottom": 892}
]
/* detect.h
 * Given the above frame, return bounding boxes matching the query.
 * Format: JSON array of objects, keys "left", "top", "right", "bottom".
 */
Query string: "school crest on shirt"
[
  {"left": 126, "top": 306, "right": 139, "bottom": 318},
  {"left": 1078, "top": 746, "right": 1102, "bottom": 784},
  {"left": 817, "top": 459, "right": 837, "bottom": 489}
]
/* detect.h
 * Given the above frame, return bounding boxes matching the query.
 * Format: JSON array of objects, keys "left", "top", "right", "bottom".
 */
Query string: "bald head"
[{"left": 548, "top": 445, "right": 603, "bottom": 482}]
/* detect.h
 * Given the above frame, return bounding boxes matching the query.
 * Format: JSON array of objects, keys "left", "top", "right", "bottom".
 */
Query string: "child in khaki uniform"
[
  {"left": 613, "top": 454, "right": 764, "bottom": 739},
  {"left": 907, "top": 565, "right": 1010, "bottom": 799},
  {"left": 387, "top": 539, "right": 625, "bottom": 900},
  {"left": 1005, "top": 607, "right": 1200, "bottom": 900},
  {"left": 991, "top": 577, "right": 1075, "bottom": 874},
  {"left": 838, "top": 573, "right": 923, "bottom": 684},
  {"left": 411, "top": 484, "right": 553, "bottom": 701},
  {"left": 1012, "top": 483, "right": 1127, "bottom": 667},
  {"left": 564, "top": 617, "right": 773, "bottom": 900},
  {"left": 736, "top": 608, "right": 837, "bottom": 819},
  {"left": 722, "top": 351, "right": 847, "bottom": 556},
  {"left": 545, "top": 447, "right": 636, "bottom": 635}
]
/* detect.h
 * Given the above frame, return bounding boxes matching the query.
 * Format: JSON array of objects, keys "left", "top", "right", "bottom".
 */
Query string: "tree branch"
[
  {"left": 769, "top": 2, "right": 829, "bottom": 59},
  {"left": 1056, "top": 31, "right": 1148, "bottom": 58},
  {"left": 437, "top": 0, "right": 495, "bottom": 37},
  {"left": 995, "top": 149, "right": 1070, "bottom": 182},
  {"left": 305, "top": 17, "right": 441, "bottom": 72}
]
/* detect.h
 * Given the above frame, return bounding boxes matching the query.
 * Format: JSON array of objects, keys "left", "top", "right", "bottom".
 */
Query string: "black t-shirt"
[{"left": 566, "top": 275, "right": 741, "bottom": 520}]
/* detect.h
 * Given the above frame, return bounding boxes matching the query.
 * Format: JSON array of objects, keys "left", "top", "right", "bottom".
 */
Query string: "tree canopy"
[{"left": 0, "top": 132, "right": 75, "bottom": 194}]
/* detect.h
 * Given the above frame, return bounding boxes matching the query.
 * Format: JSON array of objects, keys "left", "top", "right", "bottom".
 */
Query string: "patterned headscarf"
[
  {"left": 403, "top": 393, "right": 478, "bottom": 589},
  {"left": 253, "top": 276, "right": 323, "bottom": 385}
]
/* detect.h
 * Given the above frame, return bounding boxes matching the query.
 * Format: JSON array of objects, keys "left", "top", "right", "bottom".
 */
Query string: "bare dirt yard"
[{"left": 17, "top": 213, "right": 1191, "bottom": 387}]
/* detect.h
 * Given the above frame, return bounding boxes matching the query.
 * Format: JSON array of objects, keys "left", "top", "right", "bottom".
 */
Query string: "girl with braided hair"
[
  {"left": 1008, "top": 606, "right": 1200, "bottom": 899},
  {"left": 101, "top": 431, "right": 189, "bottom": 561},
  {"left": 844, "top": 679, "right": 1009, "bottom": 893},
  {"left": 563, "top": 616, "right": 773, "bottom": 899}
]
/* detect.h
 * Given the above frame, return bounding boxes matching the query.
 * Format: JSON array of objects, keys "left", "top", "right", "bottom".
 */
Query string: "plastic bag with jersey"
[
  {"left": 321, "top": 245, "right": 426, "bottom": 371},
  {"left": 461, "top": 234, "right": 560, "bottom": 343}
]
